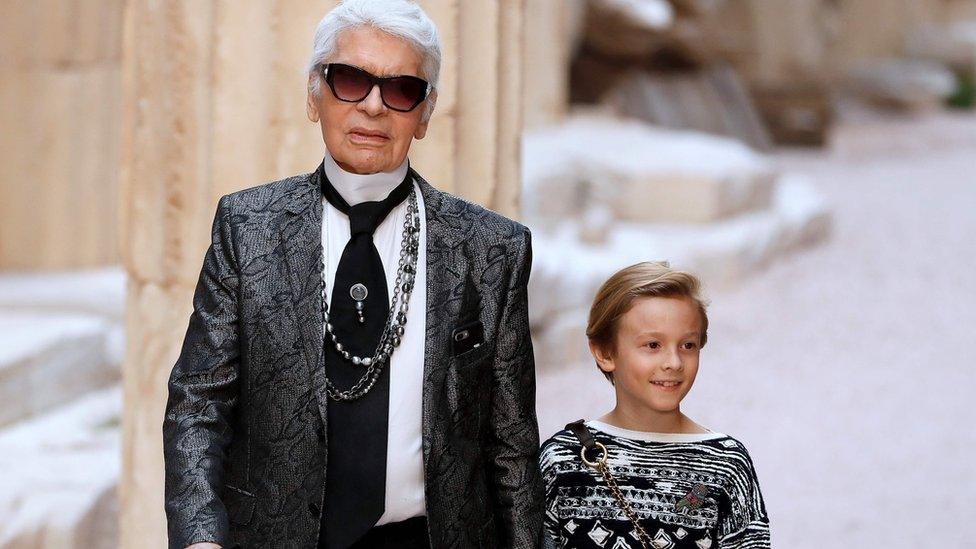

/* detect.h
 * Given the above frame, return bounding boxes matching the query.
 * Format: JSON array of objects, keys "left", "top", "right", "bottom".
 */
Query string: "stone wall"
[{"left": 0, "top": 0, "right": 124, "bottom": 270}]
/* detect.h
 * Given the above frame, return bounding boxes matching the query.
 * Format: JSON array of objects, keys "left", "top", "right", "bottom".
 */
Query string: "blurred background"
[{"left": 1, "top": 0, "right": 974, "bottom": 547}]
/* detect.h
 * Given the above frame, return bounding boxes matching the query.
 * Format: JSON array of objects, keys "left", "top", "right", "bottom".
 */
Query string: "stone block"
[
  {"left": 0, "top": 312, "right": 119, "bottom": 429},
  {"left": 0, "top": 268, "right": 125, "bottom": 323},
  {"left": 522, "top": 114, "right": 776, "bottom": 225},
  {"left": 0, "top": 387, "right": 120, "bottom": 549}
]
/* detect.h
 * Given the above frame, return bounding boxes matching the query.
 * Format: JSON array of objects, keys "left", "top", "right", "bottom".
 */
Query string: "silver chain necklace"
[{"left": 319, "top": 187, "right": 421, "bottom": 401}]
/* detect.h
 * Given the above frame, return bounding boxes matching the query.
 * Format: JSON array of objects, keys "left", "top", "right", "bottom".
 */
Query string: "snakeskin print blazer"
[{"left": 163, "top": 168, "right": 544, "bottom": 549}]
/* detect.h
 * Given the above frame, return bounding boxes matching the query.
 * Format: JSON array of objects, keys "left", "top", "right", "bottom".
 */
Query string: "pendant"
[{"left": 350, "top": 283, "right": 368, "bottom": 324}]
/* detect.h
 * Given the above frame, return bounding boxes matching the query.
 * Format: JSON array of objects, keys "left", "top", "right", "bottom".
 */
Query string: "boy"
[{"left": 540, "top": 262, "right": 771, "bottom": 549}]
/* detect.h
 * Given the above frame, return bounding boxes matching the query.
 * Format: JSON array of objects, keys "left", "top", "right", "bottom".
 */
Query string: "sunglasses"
[{"left": 321, "top": 63, "right": 432, "bottom": 113}]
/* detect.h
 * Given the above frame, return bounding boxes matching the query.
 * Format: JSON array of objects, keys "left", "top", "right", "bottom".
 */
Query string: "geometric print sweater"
[{"left": 540, "top": 421, "right": 771, "bottom": 549}]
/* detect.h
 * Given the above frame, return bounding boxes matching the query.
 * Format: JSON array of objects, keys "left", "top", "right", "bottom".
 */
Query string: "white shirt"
[{"left": 321, "top": 152, "right": 428, "bottom": 524}]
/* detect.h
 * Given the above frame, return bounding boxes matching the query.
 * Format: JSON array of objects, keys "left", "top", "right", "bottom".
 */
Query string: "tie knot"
[
  {"left": 348, "top": 201, "right": 384, "bottom": 236},
  {"left": 318, "top": 162, "right": 415, "bottom": 237}
]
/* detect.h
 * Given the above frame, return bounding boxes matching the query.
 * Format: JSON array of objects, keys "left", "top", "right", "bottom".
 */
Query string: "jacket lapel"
[
  {"left": 415, "top": 172, "right": 471, "bottom": 467},
  {"left": 279, "top": 170, "right": 330, "bottom": 435}
]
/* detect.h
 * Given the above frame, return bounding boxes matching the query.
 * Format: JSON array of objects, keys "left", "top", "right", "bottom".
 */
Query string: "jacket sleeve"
[
  {"left": 486, "top": 227, "right": 545, "bottom": 548},
  {"left": 162, "top": 195, "right": 241, "bottom": 549}
]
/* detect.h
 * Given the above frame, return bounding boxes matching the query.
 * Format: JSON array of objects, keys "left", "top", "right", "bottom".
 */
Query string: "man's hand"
[{"left": 185, "top": 543, "right": 221, "bottom": 549}]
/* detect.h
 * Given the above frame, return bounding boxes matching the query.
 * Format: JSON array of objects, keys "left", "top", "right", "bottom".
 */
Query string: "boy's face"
[{"left": 591, "top": 296, "right": 703, "bottom": 415}]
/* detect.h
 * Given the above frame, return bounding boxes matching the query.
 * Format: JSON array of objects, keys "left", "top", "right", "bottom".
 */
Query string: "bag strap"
[
  {"left": 564, "top": 419, "right": 651, "bottom": 548},
  {"left": 566, "top": 419, "right": 597, "bottom": 450},
  {"left": 566, "top": 419, "right": 608, "bottom": 467}
]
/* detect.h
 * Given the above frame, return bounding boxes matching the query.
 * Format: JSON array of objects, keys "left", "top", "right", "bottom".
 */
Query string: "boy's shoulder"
[
  {"left": 701, "top": 432, "right": 755, "bottom": 454},
  {"left": 706, "top": 433, "right": 752, "bottom": 452},
  {"left": 687, "top": 432, "right": 764, "bottom": 483},
  {"left": 539, "top": 428, "right": 578, "bottom": 460},
  {"left": 538, "top": 428, "right": 587, "bottom": 481}
]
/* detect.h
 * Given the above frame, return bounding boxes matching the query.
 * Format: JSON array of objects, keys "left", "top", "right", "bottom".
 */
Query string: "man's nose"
[{"left": 358, "top": 84, "right": 386, "bottom": 115}]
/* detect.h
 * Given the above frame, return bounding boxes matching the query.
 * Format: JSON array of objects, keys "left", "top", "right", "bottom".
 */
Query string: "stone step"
[
  {"left": 0, "top": 386, "right": 120, "bottom": 549},
  {"left": 0, "top": 312, "right": 120, "bottom": 429},
  {"left": 522, "top": 113, "right": 777, "bottom": 226},
  {"left": 0, "top": 267, "right": 125, "bottom": 323},
  {"left": 528, "top": 172, "right": 830, "bottom": 335}
]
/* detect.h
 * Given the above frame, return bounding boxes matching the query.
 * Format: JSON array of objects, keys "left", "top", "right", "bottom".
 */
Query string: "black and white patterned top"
[{"left": 540, "top": 421, "right": 771, "bottom": 549}]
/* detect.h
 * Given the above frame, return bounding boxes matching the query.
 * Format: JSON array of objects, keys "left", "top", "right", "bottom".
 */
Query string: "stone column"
[
  {"left": 119, "top": 1, "right": 524, "bottom": 546},
  {"left": 521, "top": 0, "right": 581, "bottom": 131},
  {"left": 0, "top": 0, "right": 124, "bottom": 270},
  {"left": 409, "top": 0, "right": 526, "bottom": 218}
]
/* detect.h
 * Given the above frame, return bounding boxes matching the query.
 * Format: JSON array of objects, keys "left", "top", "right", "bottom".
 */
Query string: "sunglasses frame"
[{"left": 320, "top": 63, "right": 432, "bottom": 113}]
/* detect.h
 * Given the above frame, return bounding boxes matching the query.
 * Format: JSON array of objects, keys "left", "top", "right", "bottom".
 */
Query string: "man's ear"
[
  {"left": 588, "top": 339, "right": 615, "bottom": 375},
  {"left": 306, "top": 78, "right": 320, "bottom": 123},
  {"left": 413, "top": 90, "right": 437, "bottom": 140}
]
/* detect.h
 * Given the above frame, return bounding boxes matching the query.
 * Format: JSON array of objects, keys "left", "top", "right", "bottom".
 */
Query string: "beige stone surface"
[
  {"left": 121, "top": 283, "right": 191, "bottom": 548},
  {"left": 602, "top": 170, "right": 777, "bottom": 224},
  {"left": 831, "top": 0, "right": 939, "bottom": 66},
  {"left": 412, "top": 0, "right": 525, "bottom": 217},
  {"left": 521, "top": 0, "right": 579, "bottom": 130},
  {"left": 0, "top": 0, "right": 124, "bottom": 270},
  {"left": 658, "top": 0, "right": 975, "bottom": 92},
  {"left": 522, "top": 114, "right": 777, "bottom": 225},
  {"left": 0, "top": 267, "right": 125, "bottom": 322},
  {"left": 827, "top": 0, "right": 976, "bottom": 73},
  {"left": 0, "top": 312, "right": 117, "bottom": 429},
  {"left": 531, "top": 306, "right": 592, "bottom": 369}
]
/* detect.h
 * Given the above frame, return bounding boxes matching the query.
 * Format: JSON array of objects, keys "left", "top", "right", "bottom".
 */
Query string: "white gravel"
[{"left": 535, "top": 113, "right": 976, "bottom": 549}]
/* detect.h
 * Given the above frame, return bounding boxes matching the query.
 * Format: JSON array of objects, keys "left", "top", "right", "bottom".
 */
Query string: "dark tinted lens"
[
  {"left": 382, "top": 77, "right": 427, "bottom": 111},
  {"left": 329, "top": 64, "right": 372, "bottom": 101}
]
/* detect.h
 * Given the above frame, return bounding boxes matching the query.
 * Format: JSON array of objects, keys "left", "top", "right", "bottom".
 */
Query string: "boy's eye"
[
  {"left": 682, "top": 342, "right": 698, "bottom": 350},
  {"left": 646, "top": 341, "right": 660, "bottom": 349}
]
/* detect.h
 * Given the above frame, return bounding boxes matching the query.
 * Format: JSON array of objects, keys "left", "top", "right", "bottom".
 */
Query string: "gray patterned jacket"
[{"left": 163, "top": 168, "right": 544, "bottom": 549}]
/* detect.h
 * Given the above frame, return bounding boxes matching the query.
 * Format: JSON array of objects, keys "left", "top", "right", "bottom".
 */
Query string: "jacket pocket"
[
  {"left": 447, "top": 345, "right": 492, "bottom": 440},
  {"left": 223, "top": 483, "right": 256, "bottom": 526}
]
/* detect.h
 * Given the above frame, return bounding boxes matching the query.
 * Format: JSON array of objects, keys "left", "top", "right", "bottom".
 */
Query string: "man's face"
[
  {"left": 592, "top": 296, "right": 703, "bottom": 415},
  {"left": 307, "top": 26, "right": 434, "bottom": 175}
]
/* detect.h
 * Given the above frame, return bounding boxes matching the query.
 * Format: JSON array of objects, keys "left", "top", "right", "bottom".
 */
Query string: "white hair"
[{"left": 306, "top": 0, "right": 442, "bottom": 121}]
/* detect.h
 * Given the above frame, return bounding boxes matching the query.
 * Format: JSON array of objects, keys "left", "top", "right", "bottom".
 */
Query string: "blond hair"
[{"left": 586, "top": 261, "right": 709, "bottom": 384}]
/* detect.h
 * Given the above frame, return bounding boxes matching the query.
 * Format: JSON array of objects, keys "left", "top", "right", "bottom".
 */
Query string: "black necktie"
[{"left": 320, "top": 162, "right": 413, "bottom": 548}]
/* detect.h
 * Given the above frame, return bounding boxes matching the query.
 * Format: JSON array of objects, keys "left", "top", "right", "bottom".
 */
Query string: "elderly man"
[{"left": 162, "top": 1, "right": 543, "bottom": 548}]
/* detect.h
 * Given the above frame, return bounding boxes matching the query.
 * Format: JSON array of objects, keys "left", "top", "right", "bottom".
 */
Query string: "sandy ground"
[{"left": 535, "top": 113, "right": 976, "bottom": 549}]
